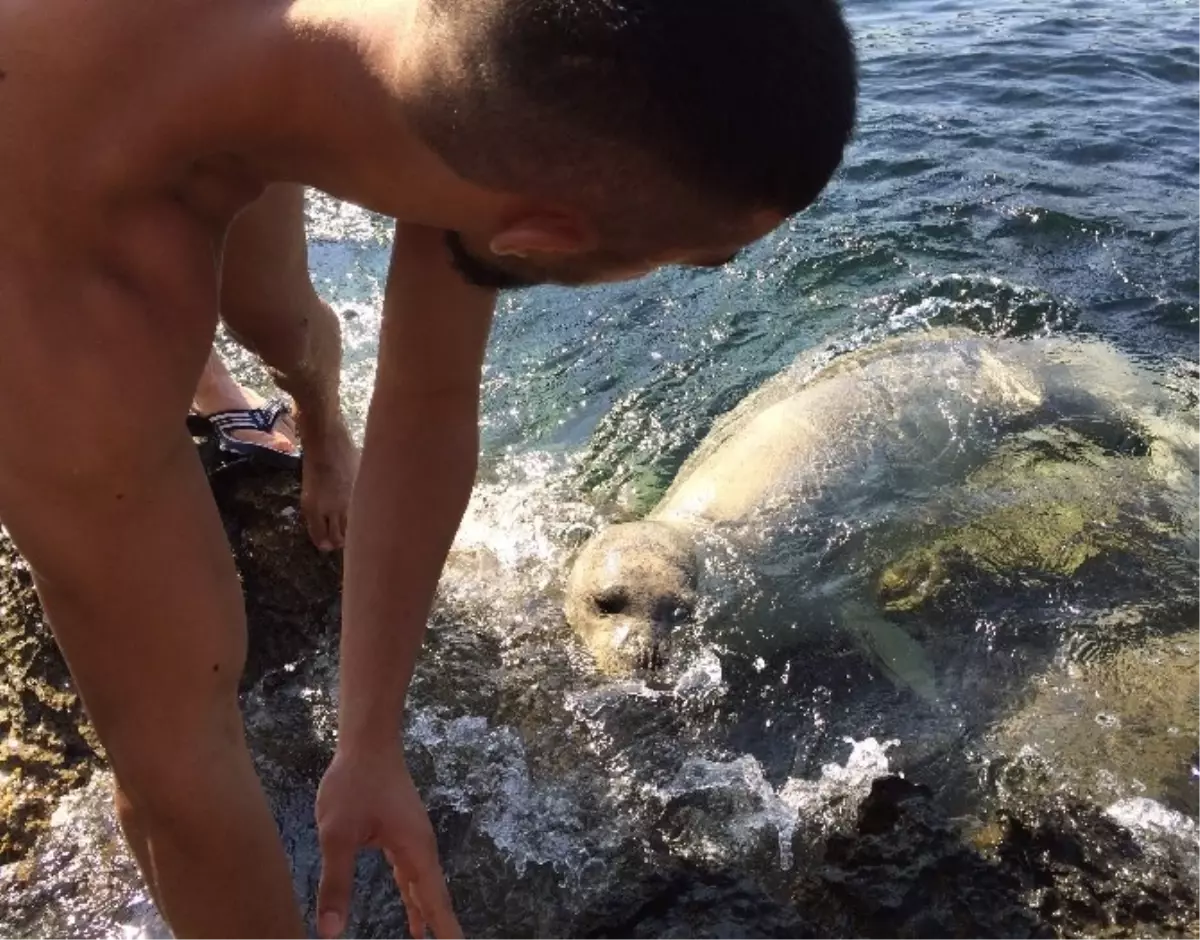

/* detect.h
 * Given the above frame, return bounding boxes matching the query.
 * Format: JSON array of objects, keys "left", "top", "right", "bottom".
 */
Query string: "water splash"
[
  {"left": 0, "top": 773, "right": 163, "bottom": 939},
  {"left": 653, "top": 737, "right": 899, "bottom": 872},
  {"left": 450, "top": 452, "right": 599, "bottom": 581},
  {"left": 407, "top": 712, "right": 594, "bottom": 880},
  {"left": 1106, "top": 797, "right": 1200, "bottom": 883}
]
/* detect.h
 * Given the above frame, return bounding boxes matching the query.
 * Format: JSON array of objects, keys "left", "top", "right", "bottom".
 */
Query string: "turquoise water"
[{"left": 286, "top": 0, "right": 1199, "bottom": 512}]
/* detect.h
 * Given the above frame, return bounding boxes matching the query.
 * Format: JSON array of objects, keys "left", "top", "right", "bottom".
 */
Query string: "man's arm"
[
  {"left": 339, "top": 223, "right": 495, "bottom": 745},
  {"left": 315, "top": 224, "right": 496, "bottom": 939}
]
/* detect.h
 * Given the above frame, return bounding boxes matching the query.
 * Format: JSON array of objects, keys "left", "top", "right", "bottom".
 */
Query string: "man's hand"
[{"left": 315, "top": 746, "right": 462, "bottom": 939}]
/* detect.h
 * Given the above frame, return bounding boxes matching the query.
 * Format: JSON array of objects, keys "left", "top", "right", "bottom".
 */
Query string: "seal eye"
[{"left": 594, "top": 588, "right": 629, "bottom": 616}]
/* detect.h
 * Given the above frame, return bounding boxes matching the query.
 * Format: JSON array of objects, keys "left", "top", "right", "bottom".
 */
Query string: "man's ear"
[{"left": 489, "top": 212, "right": 597, "bottom": 258}]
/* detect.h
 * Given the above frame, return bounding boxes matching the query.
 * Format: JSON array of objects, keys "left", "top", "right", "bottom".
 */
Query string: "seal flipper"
[{"left": 838, "top": 599, "right": 939, "bottom": 704}]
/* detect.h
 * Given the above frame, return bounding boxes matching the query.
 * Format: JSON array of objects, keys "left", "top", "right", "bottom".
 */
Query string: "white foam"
[
  {"left": 407, "top": 712, "right": 592, "bottom": 879},
  {"left": 1106, "top": 796, "right": 1200, "bottom": 882},
  {"left": 654, "top": 737, "right": 899, "bottom": 871}
]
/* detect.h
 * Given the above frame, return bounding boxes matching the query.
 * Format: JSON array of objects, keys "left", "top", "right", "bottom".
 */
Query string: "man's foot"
[
  {"left": 191, "top": 398, "right": 303, "bottom": 471},
  {"left": 294, "top": 412, "right": 360, "bottom": 552},
  {"left": 194, "top": 348, "right": 359, "bottom": 551},
  {"left": 193, "top": 351, "right": 299, "bottom": 456}
]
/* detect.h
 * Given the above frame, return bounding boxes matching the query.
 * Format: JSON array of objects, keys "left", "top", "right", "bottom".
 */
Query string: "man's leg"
[
  {"left": 10, "top": 438, "right": 305, "bottom": 937},
  {"left": 192, "top": 347, "right": 299, "bottom": 455},
  {"left": 221, "top": 183, "right": 358, "bottom": 550}
]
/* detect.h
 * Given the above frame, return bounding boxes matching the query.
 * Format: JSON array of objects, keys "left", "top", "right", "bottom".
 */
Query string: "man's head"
[{"left": 407, "top": 0, "right": 857, "bottom": 287}]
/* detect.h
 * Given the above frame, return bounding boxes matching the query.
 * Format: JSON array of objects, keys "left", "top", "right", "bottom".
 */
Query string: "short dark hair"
[{"left": 414, "top": 0, "right": 857, "bottom": 238}]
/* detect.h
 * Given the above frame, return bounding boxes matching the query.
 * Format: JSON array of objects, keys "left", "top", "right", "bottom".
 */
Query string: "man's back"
[{"left": 0, "top": 0, "right": 319, "bottom": 470}]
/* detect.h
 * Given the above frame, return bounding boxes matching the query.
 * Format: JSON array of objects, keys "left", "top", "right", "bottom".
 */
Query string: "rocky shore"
[{"left": 0, "top": 457, "right": 1195, "bottom": 938}]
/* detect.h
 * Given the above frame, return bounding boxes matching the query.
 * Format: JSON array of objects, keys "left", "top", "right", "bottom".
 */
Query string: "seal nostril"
[
  {"left": 654, "top": 596, "right": 693, "bottom": 625},
  {"left": 594, "top": 588, "right": 629, "bottom": 616}
]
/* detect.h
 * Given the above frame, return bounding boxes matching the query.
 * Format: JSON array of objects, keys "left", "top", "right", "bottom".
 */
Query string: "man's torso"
[{"left": 0, "top": 0, "right": 295, "bottom": 437}]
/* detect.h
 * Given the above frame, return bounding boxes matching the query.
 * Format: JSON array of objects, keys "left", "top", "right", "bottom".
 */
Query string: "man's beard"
[{"left": 444, "top": 231, "right": 541, "bottom": 290}]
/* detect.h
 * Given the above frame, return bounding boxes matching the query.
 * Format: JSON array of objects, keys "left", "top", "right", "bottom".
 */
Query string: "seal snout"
[{"left": 593, "top": 586, "right": 695, "bottom": 671}]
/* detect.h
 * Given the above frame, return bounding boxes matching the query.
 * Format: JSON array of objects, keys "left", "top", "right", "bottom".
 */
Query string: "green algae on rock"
[
  {"left": 0, "top": 543, "right": 101, "bottom": 863},
  {"left": 876, "top": 427, "right": 1191, "bottom": 615}
]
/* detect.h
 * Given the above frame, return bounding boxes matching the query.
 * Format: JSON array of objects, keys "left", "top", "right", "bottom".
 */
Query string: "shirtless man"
[{"left": 0, "top": 0, "right": 856, "bottom": 936}]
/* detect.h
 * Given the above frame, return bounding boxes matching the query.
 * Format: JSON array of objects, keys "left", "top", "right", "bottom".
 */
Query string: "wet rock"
[
  {"left": 582, "top": 869, "right": 815, "bottom": 939},
  {"left": 0, "top": 538, "right": 101, "bottom": 863},
  {"left": 794, "top": 776, "right": 1050, "bottom": 938},
  {"left": 791, "top": 775, "right": 1198, "bottom": 939},
  {"left": 477, "top": 769, "right": 1198, "bottom": 939},
  {"left": 409, "top": 614, "right": 504, "bottom": 723},
  {"left": 994, "top": 797, "right": 1199, "bottom": 938},
  {"left": 205, "top": 459, "right": 342, "bottom": 684}
]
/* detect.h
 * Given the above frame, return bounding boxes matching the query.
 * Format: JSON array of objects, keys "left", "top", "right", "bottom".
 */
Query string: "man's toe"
[
  {"left": 307, "top": 506, "right": 333, "bottom": 551},
  {"left": 328, "top": 513, "right": 346, "bottom": 550}
]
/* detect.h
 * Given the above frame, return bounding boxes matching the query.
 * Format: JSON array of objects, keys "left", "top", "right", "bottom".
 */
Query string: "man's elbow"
[{"left": 372, "top": 380, "right": 479, "bottom": 441}]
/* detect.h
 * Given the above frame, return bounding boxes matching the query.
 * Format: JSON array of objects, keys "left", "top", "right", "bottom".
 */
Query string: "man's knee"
[{"left": 103, "top": 694, "right": 249, "bottom": 831}]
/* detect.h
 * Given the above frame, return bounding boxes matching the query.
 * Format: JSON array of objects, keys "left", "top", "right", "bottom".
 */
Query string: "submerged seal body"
[{"left": 566, "top": 330, "right": 1197, "bottom": 688}]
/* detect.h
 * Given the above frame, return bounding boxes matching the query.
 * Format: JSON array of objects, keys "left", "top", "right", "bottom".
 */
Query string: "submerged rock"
[
  {"left": 988, "top": 629, "right": 1200, "bottom": 816},
  {"left": 876, "top": 427, "right": 1192, "bottom": 616}
]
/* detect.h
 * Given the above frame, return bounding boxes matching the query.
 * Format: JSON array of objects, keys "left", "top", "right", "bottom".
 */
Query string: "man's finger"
[
  {"left": 316, "top": 828, "right": 356, "bottom": 938},
  {"left": 386, "top": 850, "right": 427, "bottom": 938},
  {"left": 413, "top": 870, "right": 462, "bottom": 940},
  {"left": 398, "top": 880, "right": 425, "bottom": 939}
]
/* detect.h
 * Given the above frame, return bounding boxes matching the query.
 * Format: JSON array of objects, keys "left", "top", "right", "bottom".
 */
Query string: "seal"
[{"left": 566, "top": 329, "right": 1197, "bottom": 699}]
